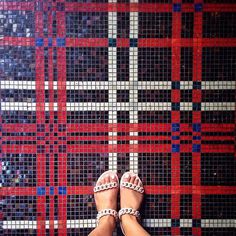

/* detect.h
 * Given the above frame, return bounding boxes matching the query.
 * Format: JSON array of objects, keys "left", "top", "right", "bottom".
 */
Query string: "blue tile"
[
  {"left": 172, "top": 81, "right": 180, "bottom": 89},
  {"left": 193, "top": 103, "right": 201, "bottom": 111},
  {"left": 37, "top": 187, "right": 46, "bottom": 196},
  {"left": 172, "top": 123, "right": 180, "bottom": 132},
  {"left": 172, "top": 219, "right": 180, "bottom": 227},
  {"left": 172, "top": 103, "right": 180, "bottom": 111},
  {"left": 56, "top": 38, "right": 65, "bottom": 47},
  {"left": 48, "top": 38, "right": 53, "bottom": 47},
  {"left": 36, "top": 38, "right": 44, "bottom": 46},
  {"left": 130, "top": 38, "right": 138, "bottom": 47},
  {"left": 172, "top": 144, "right": 180, "bottom": 153},
  {"left": 195, "top": 3, "right": 203, "bottom": 12},
  {"left": 193, "top": 123, "right": 201, "bottom": 132},
  {"left": 173, "top": 4, "right": 181, "bottom": 12},
  {"left": 193, "top": 219, "right": 201, "bottom": 227},
  {"left": 109, "top": 38, "right": 116, "bottom": 47},
  {"left": 193, "top": 81, "right": 201, "bottom": 89},
  {"left": 58, "top": 186, "right": 67, "bottom": 195},
  {"left": 193, "top": 144, "right": 201, "bottom": 152},
  {"left": 50, "top": 187, "right": 54, "bottom": 195},
  {"left": 193, "top": 136, "right": 201, "bottom": 140},
  {"left": 172, "top": 136, "right": 180, "bottom": 140}
]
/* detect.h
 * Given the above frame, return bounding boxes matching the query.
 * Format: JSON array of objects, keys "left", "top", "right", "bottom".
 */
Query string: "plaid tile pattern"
[{"left": 0, "top": 0, "right": 236, "bottom": 235}]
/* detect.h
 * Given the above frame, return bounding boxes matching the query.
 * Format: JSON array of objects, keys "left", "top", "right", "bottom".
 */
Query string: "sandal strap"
[
  {"left": 121, "top": 181, "right": 144, "bottom": 193},
  {"left": 118, "top": 208, "right": 141, "bottom": 220},
  {"left": 94, "top": 182, "right": 118, "bottom": 193},
  {"left": 96, "top": 209, "right": 118, "bottom": 225}
]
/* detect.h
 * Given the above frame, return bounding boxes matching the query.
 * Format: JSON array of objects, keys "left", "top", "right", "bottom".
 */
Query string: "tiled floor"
[{"left": 1, "top": 0, "right": 236, "bottom": 235}]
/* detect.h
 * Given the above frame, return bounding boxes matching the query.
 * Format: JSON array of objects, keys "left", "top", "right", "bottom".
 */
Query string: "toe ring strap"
[
  {"left": 121, "top": 182, "right": 144, "bottom": 193},
  {"left": 118, "top": 208, "right": 141, "bottom": 220},
  {"left": 96, "top": 209, "right": 118, "bottom": 225},
  {"left": 94, "top": 182, "right": 118, "bottom": 193}
]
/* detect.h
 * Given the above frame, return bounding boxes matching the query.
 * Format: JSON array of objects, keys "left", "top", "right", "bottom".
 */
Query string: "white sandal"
[
  {"left": 119, "top": 171, "right": 144, "bottom": 235},
  {"left": 94, "top": 170, "right": 119, "bottom": 225}
]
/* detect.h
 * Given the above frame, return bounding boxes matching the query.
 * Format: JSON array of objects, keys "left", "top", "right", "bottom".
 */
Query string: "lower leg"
[
  {"left": 89, "top": 216, "right": 115, "bottom": 236},
  {"left": 120, "top": 215, "right": 150, "bottom": 236}
]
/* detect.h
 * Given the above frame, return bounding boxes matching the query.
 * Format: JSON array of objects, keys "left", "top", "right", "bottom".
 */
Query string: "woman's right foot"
[{"left": 120, "top": 171, "right": 144, "bottom": 224}]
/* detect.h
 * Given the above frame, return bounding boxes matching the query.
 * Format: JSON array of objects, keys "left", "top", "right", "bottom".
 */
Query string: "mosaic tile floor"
[{"left": 0, "top": 0, "right": 236, "bottom": 235}]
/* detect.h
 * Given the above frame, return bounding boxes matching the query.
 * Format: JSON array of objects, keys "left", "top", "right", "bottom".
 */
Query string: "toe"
[
  {"left": 104, "top": 174, "right": 110, "bottom": 184},
  {"left": 130, "top": 174, "right": 136, "bottom": 184},
  {"left": 134, "top": 177, "right": 139, "bottom": 186},
  {"left": 98, "top": 176, "right": 105, "bottom": 185},
  {"left": 110, "top": 173, "right": 117, "bottom": 183},
  {"left": 138, "top": 179, "right": 143, "bottom": 187},
  {"left": 122, "top": 172, "right": 131, "bottom": 183}
]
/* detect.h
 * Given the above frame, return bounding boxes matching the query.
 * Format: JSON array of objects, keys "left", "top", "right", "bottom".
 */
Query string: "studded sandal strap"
[
  {"left": 96, "top": 209, "right": 118, "bottom": 225},
  {"left": 121, "top": 181, "right": 144, "bottom": 193},
  {"left": 118, "top": 208, "right": 141, "bottom": 220},
  {"left": 94, "top": 181, "right": 118, "bottom": 193}
]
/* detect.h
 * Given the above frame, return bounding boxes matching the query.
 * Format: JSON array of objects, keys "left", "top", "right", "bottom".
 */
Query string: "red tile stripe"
[
  {"left": 1, "top": 37, "right": 236, "bottom": 47},
  {"left": 2, "top": 143, "right": 235, "bottom": 154},
  {"left": 56, "top": 6, "right": 67, "bottom": 235},
  {"left": 35, "top": 8, "right": 46, "bottom": 235},
  {"left": 171, "top": 2, "right": 181, "bottom": 234},
  {"left": 48, "top": 9, "right": 55, "bottom": 234},
  {"left": 1, "top": 2, "right": 236, "bottom": 12},
  {"left": 1, "top": 186, "right": 236, "bottom": 196},
  {"left": 2, "top": 123, "right": 235, "bottom": 133},
  {"left": 192, "top": 0, "right": 203, "bottom": 235}
]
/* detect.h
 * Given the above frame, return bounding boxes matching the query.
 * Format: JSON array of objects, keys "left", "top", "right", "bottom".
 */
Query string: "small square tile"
[
  {"left": 195, "top": 3, "right": 203, "bottom": 12},
  {"left": 193, "top": 123, "right": 201, "bottom": 132},
  {"left": 50, "top": 187, "right": 54, "bottom": 195},
  {"left": 172, "top": 81, "right": 180, "bottom": 89},
  {"left": 193, "top": 103, "right": 201, "bottom": 111},
  {"left": 172, "top": 103, "right": 180, "bottom": 111},
  {"left": 109, "top": 38, "right": 116, "bottom": 47},
  {"left": 56, "top": 38, "right": 65, "bottom": 47},
  {"left": 192, "top": 219, "right": 201, "bottom": 227},
  {"left": 172, "top": 136, "right": 180, "bottom": 140},
  {"left": 130, "top": 38, "right": 138, "bottom": 47},
  {"left": 36, "top": 38, "right": 44, "bottom": 46},
  {"left": 193, "top": 144, "right": 201, "bottom": 152},
  {"left": 193, "top": 81, "right": 201, "bottom": 89},
  {"left": 37, "top": 187, "right": 46, "bottom": 196},
  {"left": 57, "top": 2, "right": 65, "bottom": 11},
  {"left": 58, "top": 186, "right": 67, "bottom": 195},
  {"left": 173, "top": 4, "right": 181, "bottom": 12},
  {"left": 172, "top": 144, "right": 180, "bottom": 153},
  {"left": 172, "top": 123, "right": 180, "bottom": 132},
  {"left": 48, "top": 38, "right": 53, "bottom": 47},
  {"left": 172, "top": 219, "right": 180, "bottom": 227}
]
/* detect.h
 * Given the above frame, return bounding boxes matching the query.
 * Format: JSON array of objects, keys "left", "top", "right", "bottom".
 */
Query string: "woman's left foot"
[{"left": 94, "top": 170, "right": 119, "bottom": 226}]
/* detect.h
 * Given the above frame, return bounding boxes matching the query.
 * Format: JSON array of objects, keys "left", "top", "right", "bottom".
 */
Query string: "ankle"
[
  {"left": 120, "top": 214, "right": 138, "bottom": 229},
  {"left": 98, "top": 215, "right": 116, "bottom": 229}
]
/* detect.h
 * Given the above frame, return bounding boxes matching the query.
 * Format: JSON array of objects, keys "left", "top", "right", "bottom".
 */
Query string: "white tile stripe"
[
  {"left": 2, "top": 219, "right": 236, "bottom": 229},
  {"left": 108, "top": 5, "right": 117, "bottom": 172},
  {"left": 1, "top": 80, "right": 235, "bottom": 90},
  {"left": 1, "top": 102, "right": 235, "bottom": 111},
  {"left": 129, "top": 11, "right": 139, "bottom": 174}
]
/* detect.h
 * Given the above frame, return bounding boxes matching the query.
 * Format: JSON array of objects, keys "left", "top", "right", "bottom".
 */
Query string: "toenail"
[{"left": 124, "top": 173, "right": 130, "bottom": 178}]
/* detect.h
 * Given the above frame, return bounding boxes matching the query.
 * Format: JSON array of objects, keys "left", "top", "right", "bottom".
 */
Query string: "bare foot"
[
  {"left": 94, "top": 171, "right": 119, "bottom": 227},
  {"left": 120, "top": 171, "right": 143, "bottom": 211},
  {"left": 120, "top": 171, "right": 145, "bottom": 234}
]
